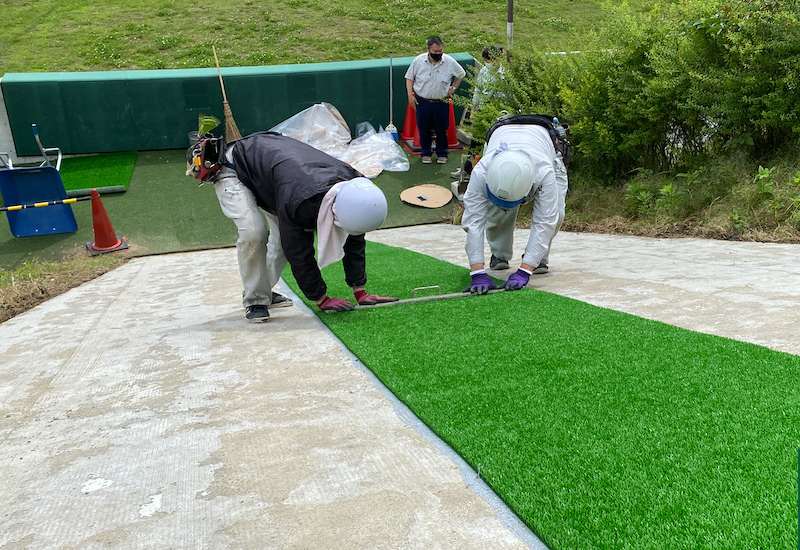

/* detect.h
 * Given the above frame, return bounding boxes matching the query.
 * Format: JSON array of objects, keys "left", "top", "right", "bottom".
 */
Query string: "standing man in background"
[
  {"left": 405, "top": 36, "right": 466, "bottom": 165},
  {"left": 472, "top": 45, "right": 505, "bottom": 112}
]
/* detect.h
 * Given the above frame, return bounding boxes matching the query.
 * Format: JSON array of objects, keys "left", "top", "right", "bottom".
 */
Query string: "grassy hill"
[{"left": 0, "top": 0, "right": 647, "bottom": 74}]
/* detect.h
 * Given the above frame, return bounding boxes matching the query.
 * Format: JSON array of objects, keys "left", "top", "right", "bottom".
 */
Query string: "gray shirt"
[{"left": 404, "top": 53, "right": 466, "bottom": 100}]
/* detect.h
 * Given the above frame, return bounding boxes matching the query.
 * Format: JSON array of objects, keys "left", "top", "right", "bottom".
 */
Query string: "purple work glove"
[
  {"left": 317, "top": 296, "right": 355, "bottom": 313},
  {"left": 354, "top": 289, "right": 399, "bottom": 305},
  {"left": 464, "top": 271, "right": 496, "bottom": 295},
  {"left": 503, "top": 268, "right": 531, "bottom": 291}
]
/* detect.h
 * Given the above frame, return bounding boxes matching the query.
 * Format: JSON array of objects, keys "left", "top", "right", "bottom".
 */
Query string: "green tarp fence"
[{"left": 2, "top": 54, "right": 475, "bottom": 156}]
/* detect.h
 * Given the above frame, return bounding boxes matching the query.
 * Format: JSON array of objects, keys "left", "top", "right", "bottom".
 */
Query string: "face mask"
[{"left": 429, "top": 53, "right": 443, "bottom": 62}]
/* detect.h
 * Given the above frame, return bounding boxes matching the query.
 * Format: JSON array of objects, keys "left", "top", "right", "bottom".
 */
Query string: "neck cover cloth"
[{"left": 316, "top": 181, "right": 350, "bottom": 269}]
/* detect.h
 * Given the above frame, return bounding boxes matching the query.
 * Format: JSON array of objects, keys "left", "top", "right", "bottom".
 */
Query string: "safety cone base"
[
  {"left": 86, "top": 188, "right": 128, "bottom": 256},
  {"left": 86, "top": 236, "right": 128, "bottom": 256}
]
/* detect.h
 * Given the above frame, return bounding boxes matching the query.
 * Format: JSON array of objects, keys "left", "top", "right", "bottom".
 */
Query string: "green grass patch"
[
  {"left": 0, "top": 0, "right": 637, "bottom": 74},
  {"left": 60, "top": 151, "right": 137, "bottom": 194},
  {"left": 284, "top": 241, "right": 800, "bottom": 550}
]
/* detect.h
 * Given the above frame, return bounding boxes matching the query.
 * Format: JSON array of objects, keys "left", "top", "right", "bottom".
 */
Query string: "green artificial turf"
[
  {"left": 0, "top": 150, "right": 233, "bottom": 269},
  {"left": 0, "top": 146, "right": 460, "bottom": 270},
  {"left": 59, "top": 151, "right": 137, "bottom": 194},
  {"left": 377, "top": 147, "right": 461, "bottom": 229},
  {"left": 283, "top": 241, "right": 800, "bottom": 550}
]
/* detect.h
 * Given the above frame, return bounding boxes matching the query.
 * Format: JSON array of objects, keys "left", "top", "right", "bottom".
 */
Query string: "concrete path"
[{"left": 1, "top": 225, "right": 798, "bottom": 549}]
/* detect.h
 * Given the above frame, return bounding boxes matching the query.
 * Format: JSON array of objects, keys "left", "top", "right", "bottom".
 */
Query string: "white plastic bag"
[
  {"left": 269, "top": 103, "right": 351, "bottom": 158},
  {"left": 340, "top": 128, "right": 409, "bottom": 177},
  {"left": 269, "top": 103, "right": 409, "bottom": 177}
]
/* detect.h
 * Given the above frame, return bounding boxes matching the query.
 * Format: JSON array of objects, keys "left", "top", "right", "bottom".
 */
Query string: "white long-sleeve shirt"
[{"left": 462, "top": 124, "right": 560, "bottom": 267}]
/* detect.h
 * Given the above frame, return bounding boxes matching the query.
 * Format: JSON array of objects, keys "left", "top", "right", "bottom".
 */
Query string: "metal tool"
[
  {"left": 353, "top": 285, "right": 504, "bottom": 309},
  {"left": 31, "top": 124, "right": 63, "bottom": 171}
]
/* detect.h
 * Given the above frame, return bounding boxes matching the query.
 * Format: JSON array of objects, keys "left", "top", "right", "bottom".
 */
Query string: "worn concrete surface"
[{"left": 1, "top": 225, "right": 798, "bottom": 549}]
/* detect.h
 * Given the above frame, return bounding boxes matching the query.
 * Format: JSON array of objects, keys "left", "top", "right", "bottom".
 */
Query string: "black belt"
[{"left": 416, "top": 96, "right": 445, "bottom": 103}]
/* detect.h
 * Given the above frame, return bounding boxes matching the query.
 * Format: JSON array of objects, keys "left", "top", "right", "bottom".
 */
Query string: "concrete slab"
[
  {"left": 0, "top": 245, "right": 540, "bottom": 550},
  {"left": 2, "top": 225, "right": 798, "bottom": 549}
]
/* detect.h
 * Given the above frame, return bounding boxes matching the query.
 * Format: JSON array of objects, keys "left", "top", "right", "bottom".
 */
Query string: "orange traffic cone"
[
  {"left": 86, "top": 188, "right": 128, "bottom": 256},
  {"left": 400, "top": 102, "right": 416, "bottom": 143},
  {"left": 446, "top": 102, "right": 461, "bottom": 149}
]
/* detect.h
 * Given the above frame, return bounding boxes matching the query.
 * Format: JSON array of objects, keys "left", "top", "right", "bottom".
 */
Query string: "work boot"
[
  {"left": 268, "top": 292, "right": 294, "bottom": 309},
  {"left": 532, "top": 262, "right": 549, "bottom": 274},
  {"left": 489, "top": 254, "right": 510, "bottom": 270},
  {"left": 450, "top": 167, "right": 470, "bottom": 181},
  {"left": 245, "top": 305, "right": 270, "bottom": 323}
]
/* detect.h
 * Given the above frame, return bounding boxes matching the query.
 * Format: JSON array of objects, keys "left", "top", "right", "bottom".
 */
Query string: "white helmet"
[
  {"left": 485, "top": 150, "right": 534, "bottom": 208},
  {"left": 334, "top": 177, "right": 388, "bottom": 235}
]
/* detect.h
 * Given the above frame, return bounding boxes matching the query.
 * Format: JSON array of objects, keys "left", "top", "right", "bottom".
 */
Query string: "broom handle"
[
  {"left": 212, "top": 45, "right": 229, "bottom": 103},
  {"left": 389, "top": 52, "right": 393, "bottom": 123}
]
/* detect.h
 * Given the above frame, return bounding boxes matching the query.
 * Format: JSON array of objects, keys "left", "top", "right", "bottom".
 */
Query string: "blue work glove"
[
  {"left": 317, "top": 296, "right": 355, "bottom": 313},
  {"left": 503, "top": 268, "right": 532, "bottom": 291},
  {"left": 464, "top": 270, "right": 496, "bottom": 295}
]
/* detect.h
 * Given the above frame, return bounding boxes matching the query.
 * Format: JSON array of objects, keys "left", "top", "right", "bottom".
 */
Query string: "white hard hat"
[
  {"left": 485, "top": 150, "right": 534, "bottom": 208},
  {"left": 334, "top": 177, "right": 388, "bottom": 235}
]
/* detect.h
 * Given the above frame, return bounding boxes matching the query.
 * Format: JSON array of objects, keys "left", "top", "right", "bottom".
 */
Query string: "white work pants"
[
  {"left": 213, "top": 172, "right": 287, "bottom": 307},
  {"left": 487, "top": 156, "right": 568, "bottom": 266}
]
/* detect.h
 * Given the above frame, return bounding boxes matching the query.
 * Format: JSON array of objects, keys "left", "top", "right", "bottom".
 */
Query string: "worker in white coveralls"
[
  {"left": 187, "top": 131, "right": 398, "bottom": 323},
  {"left": 461, "top": 117, "right": 569, "bottom": 294}
]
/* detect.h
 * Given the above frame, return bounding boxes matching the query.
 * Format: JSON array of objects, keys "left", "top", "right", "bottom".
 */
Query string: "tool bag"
[{"left": 485, "top": 113, "right": 571, "bottom": 167}]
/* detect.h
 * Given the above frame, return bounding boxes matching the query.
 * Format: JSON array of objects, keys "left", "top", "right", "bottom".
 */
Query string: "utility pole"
[{"left": 507, "top": 0, "right": 514, "bottom": 61}]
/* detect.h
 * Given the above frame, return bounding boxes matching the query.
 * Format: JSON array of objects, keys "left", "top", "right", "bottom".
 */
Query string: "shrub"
[{"left": 474, "top": 0, "right": 800, "bottom": 181}]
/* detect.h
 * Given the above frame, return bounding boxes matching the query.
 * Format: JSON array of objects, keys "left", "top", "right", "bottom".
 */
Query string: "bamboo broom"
[{"left": 212, "top": 46, "right": 243, "bottom": 142}]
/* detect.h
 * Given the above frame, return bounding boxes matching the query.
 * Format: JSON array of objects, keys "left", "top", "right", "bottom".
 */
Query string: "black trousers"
[{"left": 415, "top": 97, "right": 450, "bottom": 158}]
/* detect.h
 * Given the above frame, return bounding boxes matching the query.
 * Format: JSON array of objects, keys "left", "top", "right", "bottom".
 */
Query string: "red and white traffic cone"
[{"left": 86, "top": 188, "right": 128, "bottom": 256}]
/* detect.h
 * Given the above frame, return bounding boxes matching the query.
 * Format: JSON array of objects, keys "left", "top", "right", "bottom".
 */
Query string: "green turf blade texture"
[
  {"left": 60, "top": 151, "right": 137, "bottom": 192},
  {"left": 284, "top": 241, "right": 800, "bottom": 550}
]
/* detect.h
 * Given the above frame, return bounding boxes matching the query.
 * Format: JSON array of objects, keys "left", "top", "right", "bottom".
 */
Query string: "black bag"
[{"left": 485, "top": 113, "right": 571, "bottom": 167}]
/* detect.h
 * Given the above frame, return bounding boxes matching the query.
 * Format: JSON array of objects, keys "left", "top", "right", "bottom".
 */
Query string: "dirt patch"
[
  {"left": 1, "top": 267, "right": 111, "bottom": 323},
  {"left": 0, "top": 248, "right": 131, "bottom": 324}
]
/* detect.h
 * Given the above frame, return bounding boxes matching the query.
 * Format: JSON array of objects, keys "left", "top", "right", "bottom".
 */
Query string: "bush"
[{"left": 466, "top": 0, "right": 800, "bottom": 181}]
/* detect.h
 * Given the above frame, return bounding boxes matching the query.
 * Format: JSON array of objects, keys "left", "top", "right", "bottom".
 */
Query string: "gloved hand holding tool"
[
  {"left": 503, "top": 268, "right": 532, "bottom": 291},
  {"left": 354, "top": 289, "right": 399, "bottom": 305},
  {"left": 316, "top": 296, "right": 355, "bottom": 312},
  {"left": 464, "top": 270, "right": 497, "bottom": 295}
]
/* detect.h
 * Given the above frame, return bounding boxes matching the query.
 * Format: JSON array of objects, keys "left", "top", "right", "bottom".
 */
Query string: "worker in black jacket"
[{"left": 187, "top": 132, "right": 397, "bottom": 322}]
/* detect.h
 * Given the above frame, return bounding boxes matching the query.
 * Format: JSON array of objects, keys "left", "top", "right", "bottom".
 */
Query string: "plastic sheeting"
[{"left": 269, "top": 103, "right": 409, "bottom": 178}]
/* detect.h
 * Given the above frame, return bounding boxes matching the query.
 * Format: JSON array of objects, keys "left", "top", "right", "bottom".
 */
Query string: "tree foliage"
[{"left": 465, "top": 0, "right": 800, "bottom": 181}]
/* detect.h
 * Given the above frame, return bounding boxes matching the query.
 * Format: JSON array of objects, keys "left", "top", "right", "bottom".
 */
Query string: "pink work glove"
[
  {"left": 353, "top": 289, "right": 399, "bottom": 305},
  {"left": 317, "top": 296, "right": 355, "bottom": 312}
]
